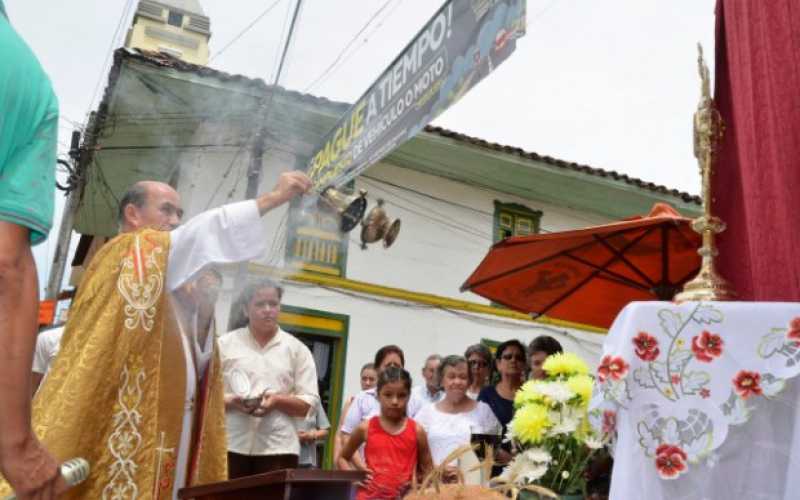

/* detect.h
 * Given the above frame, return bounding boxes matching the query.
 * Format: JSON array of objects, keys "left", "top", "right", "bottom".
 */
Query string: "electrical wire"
[
  {"left": 203, "top": 0, "right": 303, "bottom": 211},
  {"left": 303, "top": 0, "right": 399, "bottom": 93},
  {"left": 87, "top": 0, "right": 136, "bottom": 113},
  {"left": 209, "top": 0, "right": 285, "bottom": 62}
]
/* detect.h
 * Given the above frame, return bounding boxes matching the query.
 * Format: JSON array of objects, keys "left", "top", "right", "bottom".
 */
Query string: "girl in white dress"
[{"left": 415, "top": 355, "right": 500, "bottom": 477}]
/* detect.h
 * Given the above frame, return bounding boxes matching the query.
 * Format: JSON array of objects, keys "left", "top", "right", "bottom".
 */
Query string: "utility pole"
[
  {"left": 243, "top": 0, "right": 304, "bottom": 200},
  {"left": 45, "top": 130, "right": 84, "bottom": 300},
  {"left": 229, "top": 0, "right": 304, "bottom": 322}
]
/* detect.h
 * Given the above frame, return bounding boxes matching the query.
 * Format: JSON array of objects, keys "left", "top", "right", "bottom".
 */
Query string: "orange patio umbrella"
[{"left": 461, "top": 203, "right": 701, "bottom": 329}]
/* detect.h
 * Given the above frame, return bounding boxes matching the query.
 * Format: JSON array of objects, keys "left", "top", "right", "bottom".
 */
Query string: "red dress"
[{"left": 357, "top": 416, "right": 418, "bottom": 500}]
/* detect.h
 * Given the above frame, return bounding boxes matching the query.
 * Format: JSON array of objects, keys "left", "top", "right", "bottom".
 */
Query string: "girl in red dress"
[{"left": 340, "top": 367, "right": 433, "bottom": 499}]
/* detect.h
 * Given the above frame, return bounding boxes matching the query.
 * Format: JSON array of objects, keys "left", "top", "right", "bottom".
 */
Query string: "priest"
[{"left": 0, "top": 171, "right": 311, "bottom": 499}]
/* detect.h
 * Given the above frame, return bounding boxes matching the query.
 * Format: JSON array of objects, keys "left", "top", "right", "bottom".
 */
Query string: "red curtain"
[{"left": 713, "top": 0, "right": 800, "bottom": 301}]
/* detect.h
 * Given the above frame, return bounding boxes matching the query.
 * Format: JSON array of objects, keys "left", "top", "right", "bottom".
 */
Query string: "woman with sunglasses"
[
  {"left": 478, "top": 339, "right": 527, "bottom": 476},
  {"left": 464, "top": 344, "right": 493, "bottom": 399}
]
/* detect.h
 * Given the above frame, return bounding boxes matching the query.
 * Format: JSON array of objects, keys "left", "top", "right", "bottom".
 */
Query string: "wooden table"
[{"left": 178, "top": 469, "right": 366, "bottom": 500}]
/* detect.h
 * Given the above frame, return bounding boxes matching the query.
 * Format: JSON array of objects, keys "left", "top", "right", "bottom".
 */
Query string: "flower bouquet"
[{"left": 502, "top": 353, "right": 603, "bottom": 499}]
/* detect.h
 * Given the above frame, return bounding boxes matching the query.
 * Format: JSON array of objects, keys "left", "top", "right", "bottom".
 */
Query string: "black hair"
[
  {"left": 528, "top": 336, "right": 563, "bottom": 357},
  {"left": 373, "top": 345, "right": 405, "bottom": 370},
  {"left": 495, "top": 339, "right": 527, "bottom": 365},
  {"left": 361, "top": 363, "right": 376, "bottom": 373},
  {"left": 438, "top": 354, "right": 472, "bottom": 386},
  {"left": 377, "top": 366, "right": 412, "bottom": 392},
  {"left": 118, "top": 182, "right": 149, "bottom": 224},
  {"left": 228, "top": 278, "right": 284, "bottom": 330}
]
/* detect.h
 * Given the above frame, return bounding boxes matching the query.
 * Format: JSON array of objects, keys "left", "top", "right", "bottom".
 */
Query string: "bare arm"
[
  {"left": 257, "top": 393, "right": 310, "bottom": 418},
  {"left": 333, "top": 397, "right": 354, "bottom": 469},
  {"left": 416, "top": 424, "right": 434, "bottom": 480},
  {"left": 338, "top": 422, "right": 368, "bottom": 471},
  {"left": 0, "top": 222, "right": 63, "bottom": 497},
  {"left": 255, "top": 171, "right": 312, "bottom": 216}
]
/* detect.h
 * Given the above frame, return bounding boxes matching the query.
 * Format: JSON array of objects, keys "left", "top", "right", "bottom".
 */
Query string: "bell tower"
[{"left": 125, "top": 0, "right": 211, "bottom": 65}]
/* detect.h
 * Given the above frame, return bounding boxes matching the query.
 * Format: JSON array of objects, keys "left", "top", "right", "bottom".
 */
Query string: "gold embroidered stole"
[{"left": 0, "top": 230, "right": 227, "bottom": 499}]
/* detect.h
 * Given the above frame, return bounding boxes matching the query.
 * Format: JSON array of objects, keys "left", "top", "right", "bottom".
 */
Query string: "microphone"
[{"left": 5, "top": 458, "right": 90, "bottom": 500}]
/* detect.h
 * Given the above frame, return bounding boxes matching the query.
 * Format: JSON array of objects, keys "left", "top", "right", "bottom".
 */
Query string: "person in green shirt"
[{"left": 0, "top": 3, "right": 66, "bottom": 498}]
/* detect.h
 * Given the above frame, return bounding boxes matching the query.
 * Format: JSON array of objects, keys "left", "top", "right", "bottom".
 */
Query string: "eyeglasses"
[
  {"left": 468, "top": 360, "right": 488, "bottom": 368},
  {"left": 501, "top": 353, "right": 525, "bottom": 362}
]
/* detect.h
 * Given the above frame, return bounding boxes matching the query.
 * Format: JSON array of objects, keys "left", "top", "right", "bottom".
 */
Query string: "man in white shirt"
[
  {"left": 409, "top": 354, "right": 444, "bottom": 416},
  {"left": 219, "top": 279, "right": 320, "bottom": 477},
  {"left": 30, "top": 326, "right": 64, "bottom": 395}
]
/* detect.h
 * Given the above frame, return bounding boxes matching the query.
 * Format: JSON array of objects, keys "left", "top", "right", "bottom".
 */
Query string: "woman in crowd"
[
  {"left": 219, "top": 279, "right": 320, "bottom": 477},
  {"left": 333, "top": 362, "right": 377, "bottom": 464},
  {"left": 478, "top": 339, "right": 527, "bottom": 476},
  {"left": 415, "top": 355, "right": 500, "bottom": 475},
  {"left": 339, "top": 367, "right": 433, "bottom": 499},
  {"left": 464, "top": 344, "right": 493, "bottom": 399},
  {"left": 528, "top": 335, "right": 563, "bottom": 380}
]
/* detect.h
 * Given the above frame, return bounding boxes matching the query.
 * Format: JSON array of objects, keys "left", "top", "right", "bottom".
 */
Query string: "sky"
[{"left": 5, "top": 0, "right": 716, "bottom": 293}]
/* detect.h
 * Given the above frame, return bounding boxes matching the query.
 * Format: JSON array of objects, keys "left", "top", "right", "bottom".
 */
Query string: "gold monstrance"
[{"left": 675, "top": 44, "right": 736, "bottom": 302}]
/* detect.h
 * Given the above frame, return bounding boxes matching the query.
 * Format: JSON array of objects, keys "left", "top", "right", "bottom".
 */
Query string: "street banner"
[{"left": 307, "top": 0, "right": 527, "bottom": 188}]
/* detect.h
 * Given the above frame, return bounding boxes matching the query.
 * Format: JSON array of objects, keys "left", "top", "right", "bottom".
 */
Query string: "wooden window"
[{"left": 493, "top": 201, "right": 542, "bottom": 242}]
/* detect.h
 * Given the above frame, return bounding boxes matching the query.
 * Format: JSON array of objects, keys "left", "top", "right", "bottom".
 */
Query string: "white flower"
[
  {"left": 561, "top": 470, "right": 570, "bottom": 479},
  {"left": 549, "top": 415, "right": 579, "bottom": 435},
  {"left": 500, "top": 452, "right": 550, "bottom": 484},
  {"left": 522, "top": 447, "right": 552, "bottom": 464},
  {"left": 585, "top": 435, "right": 604, "bottom": 450},
  {"left": 531, "top": 381, "right": 575, "bottom": 404}
]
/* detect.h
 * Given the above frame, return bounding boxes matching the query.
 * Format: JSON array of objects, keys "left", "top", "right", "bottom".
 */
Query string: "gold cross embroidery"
[{"left": 153, "top": 431, "right": 175, "bottom": 498}]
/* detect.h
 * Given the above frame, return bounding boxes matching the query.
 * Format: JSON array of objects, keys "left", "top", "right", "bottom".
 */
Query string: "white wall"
[
  {"left": 213, "top": 279, "right": 605, "bottom": 400},
  {"left": 181, "top": 143, "right": 614, "bottom": 402},
  {"left": 345, "top": 162, "right": 613, "bottom": 302}
]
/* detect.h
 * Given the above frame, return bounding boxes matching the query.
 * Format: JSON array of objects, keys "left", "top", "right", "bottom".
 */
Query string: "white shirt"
[
  {"left": 219, "top": 327, "right": 320, "bottom": 456},
  {"left": 340, "top": 387, "right": 423, "bottom": 434},
  {"left": 166, "top": 199, "right": 268, "bottom": 496},
  {"left": 409, "top": 384, "right": 444, "bottom": 417},
  {"left": 32, "top": 326, "right": 64, "bottom": 375},
  {"left": 414, "top": 401, "right": 501, "bottom": 465}
]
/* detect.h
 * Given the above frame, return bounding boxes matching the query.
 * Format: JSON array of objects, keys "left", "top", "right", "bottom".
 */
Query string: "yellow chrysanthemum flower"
[
  {"left": 542, "top": 352, "right": 590, "bottom": 377},
  {"left": 566, "top": 374, "right": 594, "bottom": 407},
  {"left": 510, "top": 403, "right": 551, "bottom": 445},
  {"left": 514, "top": 380, "right": 546, "bottom": 408}
]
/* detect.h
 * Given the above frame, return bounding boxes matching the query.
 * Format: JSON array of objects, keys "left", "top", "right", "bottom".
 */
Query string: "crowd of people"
[
  {"left": 31, "top": 270, "right": 571, "bottom": 498},
  {"left": 190, "top": 273, "right": 568, "bottom": 498}
]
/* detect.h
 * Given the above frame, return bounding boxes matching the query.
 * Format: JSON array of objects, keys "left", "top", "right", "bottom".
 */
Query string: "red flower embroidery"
[
  {"left": 699, "top": 388, "right": 711, "bottom": 399},
  {"left": 733, "top": 370, "right": 762, "bottom": 399},
  {"left": 598, "top": 355, "right": 629, "bottom": 382},
  {"left": 787, "top": 317, "right": 800, "bottom": 346},
  {"left": 691, "top": 330, "right": 723, "bottom": 362},
  {"left": 655, "top": 444, "right": 688, "bottom": 479},
  {"left": 671, "top": 374, "right": 681, "bottom": 385},
  {"left": 602, "top": 410, "right": 617, "bottom": 434},
  {"left": 633, "top": 331, "right": 660, "bottom": 361}
]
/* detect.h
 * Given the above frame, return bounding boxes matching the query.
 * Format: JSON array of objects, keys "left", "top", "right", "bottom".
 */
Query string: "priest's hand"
[
  {"left": 256, "top": 171, "right": 312, "bottom": 215},
  {"left": 0, "top": 434, "right": 67, "bottom": 499}
]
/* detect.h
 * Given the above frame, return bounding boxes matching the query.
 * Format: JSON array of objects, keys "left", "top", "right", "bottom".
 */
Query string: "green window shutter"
[{"left": 493, "top": 201, "right": 542, "bottom": 243}]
